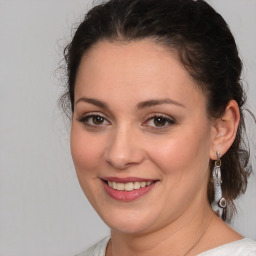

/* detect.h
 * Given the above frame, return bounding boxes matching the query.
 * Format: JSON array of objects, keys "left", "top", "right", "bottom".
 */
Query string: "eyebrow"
[
  {"left": 75, "top": 97, "right": 185, "bottom": 109},
  {"left": 137, "top": 98, "right": 185, "bottom": 109},
  {"left": 75, "top": 97, "right": 108, "bottom": 108}
]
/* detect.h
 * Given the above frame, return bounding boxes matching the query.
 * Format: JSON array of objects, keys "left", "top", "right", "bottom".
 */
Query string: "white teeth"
[
  {"left": 108, "top": 181, "right": 113, "bottom": 188},
  {"left": 140, "top": 181, "right": 146, "bottom": 187},
  {"left": 125, "top": 182, "right": 133, "bottom": 191},
  {"left": 107, "top": 181, "right": 154, "bottom": 191},
  {"left": 116, "top": 183, "right": 125, "bottom": 191},
  {"left": 133, "top": 182, "right": 141, "bottom": 190}
]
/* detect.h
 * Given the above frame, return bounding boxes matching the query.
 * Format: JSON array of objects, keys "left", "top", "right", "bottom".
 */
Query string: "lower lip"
[{"left": 102, "top": 181, "right": 157, "bottom": 202}]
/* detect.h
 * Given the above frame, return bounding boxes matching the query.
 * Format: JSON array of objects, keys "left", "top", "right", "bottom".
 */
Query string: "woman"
[{"left": 60, "top": 0, "right": 256, "bottom": 255}]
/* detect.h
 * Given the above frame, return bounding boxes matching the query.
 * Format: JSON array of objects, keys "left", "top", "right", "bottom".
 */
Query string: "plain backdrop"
[{"left": 0, "top": 0, "right": 255, "bottom": 255}]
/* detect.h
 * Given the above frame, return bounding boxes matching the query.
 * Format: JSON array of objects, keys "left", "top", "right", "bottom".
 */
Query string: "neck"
[{"left": 108, "top": 204, "right": 215, "bottom": 256}]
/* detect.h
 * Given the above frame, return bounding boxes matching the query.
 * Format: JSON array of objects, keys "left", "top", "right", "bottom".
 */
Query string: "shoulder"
[
  {"left": 75, "top": 236, "right": 110, "bottom": 256},
  {"left": 198, "top": 238, "right": 256, "bottom": 256}
]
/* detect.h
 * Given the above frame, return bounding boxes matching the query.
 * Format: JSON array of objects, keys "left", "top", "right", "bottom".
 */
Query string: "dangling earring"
[{"left": 211, "top": 151, "right": 227, "bottom": 217}]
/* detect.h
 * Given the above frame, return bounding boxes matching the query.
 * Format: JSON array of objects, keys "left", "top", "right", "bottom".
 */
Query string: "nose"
[{"left": 104, "top": 126, "right": 145, "bottom": 170}]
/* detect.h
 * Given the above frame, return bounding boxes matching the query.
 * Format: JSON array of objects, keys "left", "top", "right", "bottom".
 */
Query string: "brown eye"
[
  {"left": 143, "top": 114, "right": 175, "bottom": 129},
  {"left": 153, "top": 117, "right": 167, "bottom": 127},
  {"left": 78, "top": 114, "right": 110, "bottom": 127},
  {"left": 92, "top": 115, "right": 104, "bottom": 125}
]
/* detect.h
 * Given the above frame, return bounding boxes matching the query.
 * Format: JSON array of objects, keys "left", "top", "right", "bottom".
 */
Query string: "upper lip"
[{"left": 101, "top": 176, "right": 158, "bottom": 183}]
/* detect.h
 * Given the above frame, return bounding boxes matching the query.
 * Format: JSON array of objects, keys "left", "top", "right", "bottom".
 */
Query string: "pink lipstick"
[{"left": 101, "top": 177, "right": 158, "bottom": 202}]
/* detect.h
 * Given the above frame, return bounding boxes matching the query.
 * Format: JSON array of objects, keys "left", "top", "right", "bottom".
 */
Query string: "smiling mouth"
[
  {"left": 106, "top": 181, "right": 154, "bottom": 191},
  {"left": 101, "top": 178, "right": 159, "bottom": 201}
]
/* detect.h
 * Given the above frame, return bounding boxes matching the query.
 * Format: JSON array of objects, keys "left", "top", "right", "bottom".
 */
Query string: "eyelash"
[
  {"left": 78, "top": 113, "right": 110, "bottom": 128},
  {"left": 143, "top": 114, "right": 175, "bottom": 129},
  {"left": 77, "top": 113, "right": 175, "bottom": 129}
]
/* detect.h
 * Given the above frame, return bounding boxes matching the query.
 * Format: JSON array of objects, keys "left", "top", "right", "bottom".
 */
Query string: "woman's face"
[{"left": 71, "top": 40, "right": 214, "bottom": 234}]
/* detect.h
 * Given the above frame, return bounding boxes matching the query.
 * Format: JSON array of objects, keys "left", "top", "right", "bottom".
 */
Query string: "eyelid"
[
  {"left": 77, "top": 112, "right": 175, "bottom": 130},
  {"left": 142, "top": 113, "right": 176, "bottom": 128},
  {"left": 77, "top": 112, "right": 111, "bottom": 126}
]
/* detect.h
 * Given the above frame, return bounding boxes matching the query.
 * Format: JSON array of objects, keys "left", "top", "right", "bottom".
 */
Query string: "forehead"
[{"left": 75, "top": 39, "right": 206, "bottom": 109}]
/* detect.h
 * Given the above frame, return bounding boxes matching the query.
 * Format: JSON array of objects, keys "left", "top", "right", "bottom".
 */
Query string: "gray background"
[{"left": 0, "top": 0, "right": 255, "bottom": 255}]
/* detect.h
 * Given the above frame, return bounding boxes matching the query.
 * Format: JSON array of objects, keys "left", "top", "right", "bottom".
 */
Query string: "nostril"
[{"left": 105, "top": 158, "right": 130, "bottom": 170}]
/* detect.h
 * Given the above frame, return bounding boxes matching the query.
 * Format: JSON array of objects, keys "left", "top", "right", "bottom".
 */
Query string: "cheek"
[
  {"left": 70, "top": 123, "right": 104, "bottom": 176},
  {"left": 70, "top": 123, "right": 108, "bottom": 207},
  {"left": 146, "top": 126, "right": 211, "bottom": 178}
]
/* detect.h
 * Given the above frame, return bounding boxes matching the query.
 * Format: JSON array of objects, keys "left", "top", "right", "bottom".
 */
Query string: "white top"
[{"left": 77, "top": 236, "right": 256, "bottom": 256}]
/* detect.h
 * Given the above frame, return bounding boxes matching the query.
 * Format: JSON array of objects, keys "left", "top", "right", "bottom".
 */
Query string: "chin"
[{"left": 99, "top": 208, "right": 157, "bottom": 235}]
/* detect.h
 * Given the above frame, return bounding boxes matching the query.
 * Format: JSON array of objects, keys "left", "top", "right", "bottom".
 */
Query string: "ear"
[{"left": 209, "top": 100, "right": 240, "bottom": 160}]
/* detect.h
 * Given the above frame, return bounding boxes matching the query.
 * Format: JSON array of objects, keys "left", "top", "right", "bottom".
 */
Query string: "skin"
[{"left": 71, "top": 40, "right": 241, "bottom": 256}]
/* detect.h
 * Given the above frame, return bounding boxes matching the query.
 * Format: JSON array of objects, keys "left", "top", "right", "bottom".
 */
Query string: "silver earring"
[{"left": 211, "top": 152, "right": 227, "bottom": 217}]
